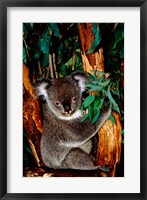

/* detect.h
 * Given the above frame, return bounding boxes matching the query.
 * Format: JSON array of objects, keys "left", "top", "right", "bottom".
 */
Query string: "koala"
[{"left": 34, "top": 71, "right": 111, "bottom": 171}]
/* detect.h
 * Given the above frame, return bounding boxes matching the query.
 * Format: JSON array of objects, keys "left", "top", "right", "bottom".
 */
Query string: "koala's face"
[
  {"left": 48, "top": 77, "right": 82, "bottom": 117},
  {"left": 35, "top": 72, "right": 89, "bottom": 118}
]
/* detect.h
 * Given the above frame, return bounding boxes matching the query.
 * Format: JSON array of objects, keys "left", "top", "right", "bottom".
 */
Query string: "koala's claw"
[{"left": 97, "top": 165, "right": 110, "bottom": 173}]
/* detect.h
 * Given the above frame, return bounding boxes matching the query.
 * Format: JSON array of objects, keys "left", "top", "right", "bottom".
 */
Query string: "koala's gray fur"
[{"left": 34, "top": 72, "right": 111, "bottom": 171}]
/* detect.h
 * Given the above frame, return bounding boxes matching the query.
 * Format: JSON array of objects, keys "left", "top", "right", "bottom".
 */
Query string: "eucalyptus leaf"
[
  {"left": 87, "top": 24, "right": 101, "bottom": 54},
  {"left": 113, "top": 31, "right": 124, "bottom": 49},
  {"left": 92, "top": 23, "right": 98, "bottom": 35},
  {"left": 34, "top": 48, "right": 41, "bottom": 60},
  {"left": 75, "top": 49, "right": 81, "bottom": 53},
  {"left": 23, "top": 47, "right": 27, "bottom": 64},
  {"left": 87, "top": 83, "right": 103, "bottom": 92},
  {"left": 91, "top": 80, "right": 99, "bottom": 85},
  {"left": 99, "top": 79, "right": 110, "bottom": 87},
  {"left": 92, "top": 70, "right": 105, "bottom": 75},
  {"left": 94, "top": 99, "right": 101, "bottom": 110},
  {"left": 26, "top": 147, "right": 33, "bottom": 155},
  {"left": 106, "top": 88, "right": 120, "bottom": 114},
  {"left": 30, "top": 23, "right": 33, "bottom": 29},
  {"left": 88, "top": 87, "right": 103, "bottom": 93},
  {"left": 91, "top": 110, "right": 100, "bottom": 123},
  {"left": 65, "top": 58, "right": 73, "bottom": 66},
  {"left": 112, "top": 105, "right": 121, "bottom": 114},
  {"left": 39, "top": 32, "right": 50, "bottom": 54},
  {"left": 109, "top": 114, "right": 116, "bottom": 124},
  {"left": 99, "top": 98, "right": 104, "bottom": 108},
  {"left": 80, "top": 113, "right": 89, "bottom": 123},
  {"left": 88, "top": 105, "right": 93, "bottom": 121},
  {"left": 23, "top": 24, "right": 28, "bottom": 36},
  {"left": 23, "top": 47, "right": 26, "bottom": 59},
  {"left": 41, "top": 53, "right": 49, "bottom": 67},
  {"left": 119, "top": 45, "right": 124, "bottom": 59},
  {"left": 49, "top": 23, "right": 60, "bottom": 37},
  {"left": 83, "top": 95, "right": 95, "bottom": 108}
]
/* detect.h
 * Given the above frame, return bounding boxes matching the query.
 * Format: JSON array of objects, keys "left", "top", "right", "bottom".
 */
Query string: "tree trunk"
[
  {"left": 23, "top": 63, "right": 43, "bottom": 167},
  {"left": 79, "top": 23, "right": 104, "bottom": 73},
  {"left": 79, "top": 23, "right": 122, "bottom": 177}
]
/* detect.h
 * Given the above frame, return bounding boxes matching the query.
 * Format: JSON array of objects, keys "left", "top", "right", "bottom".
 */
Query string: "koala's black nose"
[
  {"left": 63, "top": 101, "right": 71, "bottom": 113},
  {"left": 64, "top": 105, "right": 71, "bottom": 113}
]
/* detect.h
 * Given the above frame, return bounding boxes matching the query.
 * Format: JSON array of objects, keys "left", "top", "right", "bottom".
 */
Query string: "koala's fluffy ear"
[
  {"left": 71, "top": 71, "right": 90, "bottom": 92},
  {"left": 34, "top": 79, "right": 51, "bottom": 100}
]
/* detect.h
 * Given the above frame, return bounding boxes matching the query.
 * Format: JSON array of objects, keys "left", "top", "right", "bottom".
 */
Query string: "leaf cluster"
[
  {"left": 80, "top": 70, "right": 123, "bottom": 124},
  {"left": 23, "top": 23, "right": 82, "bottom": 78}
]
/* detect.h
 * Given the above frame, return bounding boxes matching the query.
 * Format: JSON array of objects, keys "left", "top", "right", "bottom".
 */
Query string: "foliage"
[
  {"left": 80, "top": 70, "right": 122, "bottom": 124},
  {"left": 23, "top": 23, "right": 83, "bottom": 79}
]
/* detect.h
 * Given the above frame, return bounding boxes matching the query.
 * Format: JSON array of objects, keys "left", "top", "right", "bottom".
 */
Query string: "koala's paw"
[
  {"left": 103, "top": 102, "right": 111, "bottom": 116},
  {"left": 97, "top": 165, "right": 111, "bottom": 173}
]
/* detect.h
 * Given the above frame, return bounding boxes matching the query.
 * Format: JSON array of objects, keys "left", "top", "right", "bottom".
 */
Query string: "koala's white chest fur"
[{"left": 58, "top": 110, "right": 84, "bottom": 120}]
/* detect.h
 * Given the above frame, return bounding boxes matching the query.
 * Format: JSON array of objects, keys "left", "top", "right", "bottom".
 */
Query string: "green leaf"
[
  {"left": 112, "top": 105, "right": 121, "bottom": 114},
  {"left": 65, "top": 58, "right": 73, "bottom": 66},
  {"left": 93, "top": 23, "right": 99, "bottom": 34},
  {"left": 91, "top": 80, "right": 99, "bottom": 85},
  {"left": 92, "top": 70, "right": 105, "bottom": 75},
  {"left": 113, "top": 30, "right": 124, "bottom": 50},
  {"left": 23, "top": 24, "right": 28, "bottom": 36},
  {"left": 93, "top": 99, "right": 101, "bottom": 110},
  {"left": 87, "top": 83, "right": 103, "bottom": 92},
  {"left": 109, "top": 114, "right": 116, "bottom": 124},
  {"left": 80, "top": 113, "right": 89, "bottom": 122},
  {"left": 88, "top": 87, "right": 103, "bottom": 92},
  {"left": 119, "top": 45, "right": 124, "bottom": 59},
  {"left": 23, "top": 47, "right": 27, "bottom": 63},
  {"left": 83, "top": 95, "right": 95, "bottom": 108},
  {"left": 91, "top": 110, "right": 100, "bottom": 123},
  {"left": 41, "top": 53, "right": 49, "bottom": 67},
  {"left": 115, "top": 86, "right": 120, "bottom": 99},
  {"left": 25, "top": 23, "right": 33, "bottom": 31},
  {"left": 34, "top": 48, "right": 41, "bottom": 60},
  {"left": 87, "top": 24, "right": 101, "bottom": 54},
  {"left": 26, "top": 147, "right": 33, "bottom": 155},
  {"left": 99, "top": 79, "right": 110, "bottom": 87},
  {"left": 88, "top": 105, "right": 93, "bottom": 120},
  {"left": 49, "top": 23, "right": 60, "bottom": 37},
  {"left": 121, "top": 129, "right": 124, "bottom": 135},
  {"left": 75, "top": 49, "right": 81, "bottom": 53},
  {"left": 30, "top": 23, "right": 33, "bottom": 29},
  {"left": 39, "top": 32, "right": 50, "bottom": 54},
  {"left": 106, "top": 88, "right": 120, "bottom": 114}
]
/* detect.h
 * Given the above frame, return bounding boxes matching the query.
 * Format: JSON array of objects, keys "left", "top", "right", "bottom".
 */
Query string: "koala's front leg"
[{"left": 62, "top": 103, "right": 111, "bottom": 146}]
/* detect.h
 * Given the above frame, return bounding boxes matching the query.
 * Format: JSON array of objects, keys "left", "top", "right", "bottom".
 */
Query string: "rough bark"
[
  {"left": 23, "top": 63, "right": 43, "bottom": 167},
  {"left": 79, "top": 23, "right": 104, "bottom": 73},
  {"left": 96, "top": 112, "right": 122, "bottom": 177}
]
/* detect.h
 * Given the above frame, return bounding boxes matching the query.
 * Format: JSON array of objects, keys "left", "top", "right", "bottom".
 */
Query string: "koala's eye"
[
  {"left": 72, "top": 97, "right": 76, "bottom": 103},
  {"left": 55, "top": 101, "right": 60, "bottom": 106}
]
